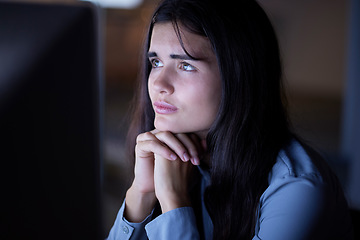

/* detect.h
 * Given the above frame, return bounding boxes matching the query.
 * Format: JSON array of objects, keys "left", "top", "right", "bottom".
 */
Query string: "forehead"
[{"left": 149, "top": 22, "right": 213, "bottom": 58}]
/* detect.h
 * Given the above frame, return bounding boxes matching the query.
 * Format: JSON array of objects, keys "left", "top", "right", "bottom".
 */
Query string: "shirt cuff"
[
  {"left": 145, "top": 207, "right": 200, "bottom": 240},
  {"left": 107, "top": 200, "right": 154, "bottom": 240}
]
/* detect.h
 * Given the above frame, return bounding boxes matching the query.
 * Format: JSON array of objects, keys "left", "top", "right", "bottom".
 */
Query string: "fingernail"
[
  {"left": 170, "top": 154, "right": 177, "bottom": 160},
  {"left": 192, "top": 157, "right": 200, "bottom": 165},
  {"left": 183, "top": 153, "right": 190, "bottom": 162}
]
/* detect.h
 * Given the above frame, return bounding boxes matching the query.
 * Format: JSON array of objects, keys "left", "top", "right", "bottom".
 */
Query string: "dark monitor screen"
[{"left": 0, "top": 2, "right": 103, "bottom": 239}]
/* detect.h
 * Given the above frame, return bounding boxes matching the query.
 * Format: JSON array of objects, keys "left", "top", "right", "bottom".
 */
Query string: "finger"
[
  {"left": 137, "top": 132, "right": 178, "bottom": 160},
  {"left": 153, "top": 131, "right": 190, "bottom": 162},
  {"left": 175, "top": 133, "right": 200, "bottom": 165},
  {"left": 136, "top": 131, "right": 158, "bottom": 143},
  {"left": 201, "top": 139, "right": 207, "bottom": 151},
  {"left": 188, "top": 133, "right": 204, "bottom": 154},
  {"left": 136, "top": 139, "right": 177, "bottom": 161},
  {"left": 150, "top": 129, "right": 160, "bottom": 135},
  {"left": 188, "top": 134, "right": 206, "bottom": 165}
]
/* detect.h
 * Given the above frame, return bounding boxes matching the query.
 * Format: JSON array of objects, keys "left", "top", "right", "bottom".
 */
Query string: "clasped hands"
[{"left": 124, "top": 129, "right": 205, "bottom": 223}]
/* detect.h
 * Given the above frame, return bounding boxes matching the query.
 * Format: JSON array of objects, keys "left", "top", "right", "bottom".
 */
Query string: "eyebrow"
[
  {"left": 147, "top": 52, "right": 157, "bottom": 58},
  {"left": 147, "top": 51, "right": 198, "bottom": 61}
]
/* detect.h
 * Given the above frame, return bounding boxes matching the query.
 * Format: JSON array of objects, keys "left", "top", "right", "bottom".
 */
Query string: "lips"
[{"left": 153, "top": 101, "right": 178, "bottom": 114}]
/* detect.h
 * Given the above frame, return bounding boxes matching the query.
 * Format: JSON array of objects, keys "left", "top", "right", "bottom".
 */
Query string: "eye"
[
  {"left": 150, "top": 58, "right": 164, "bottom": 68},
  {"left": 179, "top": 62, "right": 197, "bottom": 72}
]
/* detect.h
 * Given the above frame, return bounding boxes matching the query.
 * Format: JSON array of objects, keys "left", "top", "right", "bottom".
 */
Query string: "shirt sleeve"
[
  {"left": 145, "top": 207, "right": 200, "bottom": 240},
  {"left": 253, "top": 176, "right": 330, "bottom": 240},
  {"left": 106, "top": 200, "right": 153, "bottom": 240}
]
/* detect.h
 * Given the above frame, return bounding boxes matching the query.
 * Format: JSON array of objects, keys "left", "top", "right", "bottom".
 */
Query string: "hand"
[
  {"left": 149, "top": 131, "right": 202, "bottom": 213},
  {"left": 125, "top": 130, "right": 202, "bottom": 221},
  {"left": 132, "top": 130, "right": 199, "bottom": 192},
  {"left": 154, "top": 154, "right": 194, "bottom": 213}
]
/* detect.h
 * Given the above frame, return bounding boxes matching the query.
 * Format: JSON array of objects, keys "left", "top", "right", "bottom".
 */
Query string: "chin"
[
  {"left": 154, "top": 118, "right": 208, "bottom": 135},
  {"left": 155, "top": 125, "right": 180, "bottom": 133},
  {"left": 154, "top": 122, "right": 185, "bottom": 134}
]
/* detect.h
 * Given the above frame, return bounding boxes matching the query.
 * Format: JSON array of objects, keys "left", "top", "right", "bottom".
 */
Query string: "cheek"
[
  {"left": 147, "top": 77, "right": 155, "bottom": 101},
  {"left": 202, "top": 80, "right": 221, "bottom": 120},
  {"left": 199, "top": 75, "right": 221, "bottom": 103},
  {"left": 187, "top": 79, "right": 221, "bottom": 116}
]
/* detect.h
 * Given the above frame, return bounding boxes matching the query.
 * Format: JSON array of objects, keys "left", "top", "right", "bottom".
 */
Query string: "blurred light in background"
[{"left": 82, "top": 0, "right": 143, "bottom": 9}]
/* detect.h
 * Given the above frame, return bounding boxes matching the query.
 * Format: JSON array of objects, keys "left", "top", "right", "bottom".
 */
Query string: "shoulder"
[
  {"left": 260, "top": 139, "right": 328, "bottom": 224},
  {"left": 268, "top": 139, "right": 323, "bottom": 184},
  {"left": 262, "top": 139, "right": 339, "bottom": 206},
  {"left": 255, "top": 139, "right": 353, "bottom": 239},
  {"left": 265, "top": 138, "right": 342, "bottom": 192}
]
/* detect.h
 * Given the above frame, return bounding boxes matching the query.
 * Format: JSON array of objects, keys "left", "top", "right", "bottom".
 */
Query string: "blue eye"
[
  {"left": 150, "top": 59, "right": 163, "bottom": 68},
  {"left": 180, "top": 62, "right": 196, "bottom": 72}
]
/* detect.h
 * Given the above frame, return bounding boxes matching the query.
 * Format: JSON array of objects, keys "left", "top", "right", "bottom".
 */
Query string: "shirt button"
[{"left": 122, "top": 225, "right": 129, "bottom": 234}]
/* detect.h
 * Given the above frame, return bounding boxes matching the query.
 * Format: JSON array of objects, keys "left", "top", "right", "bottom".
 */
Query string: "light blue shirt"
[{"left": 107, "top": 140, "right": 353, "bottom": 239}]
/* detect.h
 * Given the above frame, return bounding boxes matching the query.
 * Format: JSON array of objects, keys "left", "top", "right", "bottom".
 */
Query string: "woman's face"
[{"left": 148, "top": 22, "right": 221, "bottom": 139}]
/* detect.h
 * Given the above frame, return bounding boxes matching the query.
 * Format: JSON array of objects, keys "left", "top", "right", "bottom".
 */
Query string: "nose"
[{"left": 149, "top": 67, "right": 174, "bottom": 95}]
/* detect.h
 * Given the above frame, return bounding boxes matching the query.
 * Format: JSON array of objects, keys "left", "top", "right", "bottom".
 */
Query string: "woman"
[{"left": 107, "top": 0, "right": 353, "bottom": 239}]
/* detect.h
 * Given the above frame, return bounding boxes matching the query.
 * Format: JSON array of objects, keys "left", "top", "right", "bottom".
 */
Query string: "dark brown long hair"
[{"left": 127, "top": 0, "right": 293, "bottom": 238}]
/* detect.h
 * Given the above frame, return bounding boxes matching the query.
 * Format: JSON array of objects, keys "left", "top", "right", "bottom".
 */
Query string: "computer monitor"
[{"left": 0, "top": 2, "right": 104, "bottom": 239}]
